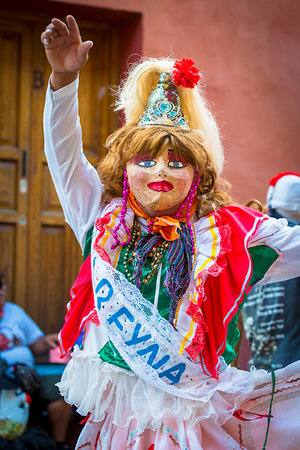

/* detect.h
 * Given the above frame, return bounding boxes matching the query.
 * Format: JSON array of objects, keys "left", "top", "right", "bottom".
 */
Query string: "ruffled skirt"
[{"left": 58, "top": 348, "right": 300, "bottom": 449}]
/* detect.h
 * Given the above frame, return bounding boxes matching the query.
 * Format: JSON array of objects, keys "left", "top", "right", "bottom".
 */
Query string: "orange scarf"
[{"left": 128, "top": 190, "right": 197, "bottom": 241}]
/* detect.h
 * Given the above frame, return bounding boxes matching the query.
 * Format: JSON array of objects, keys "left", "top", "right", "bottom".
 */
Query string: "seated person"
[{"left": 0, "top": 271, "right": 71, "bottom": 450}]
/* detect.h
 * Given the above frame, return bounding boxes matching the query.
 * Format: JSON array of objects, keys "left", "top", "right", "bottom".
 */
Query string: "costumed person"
[
  {"left": 241, "top": 172, "right": 300, "bottom": 371},
  {"left": 41, "top": 16, "right": 300, "bottom": 450}
]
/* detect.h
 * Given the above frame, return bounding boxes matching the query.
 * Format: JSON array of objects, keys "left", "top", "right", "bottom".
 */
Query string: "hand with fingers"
[{"left": 41, "top": 15, "right": 93, "bottom": 90}]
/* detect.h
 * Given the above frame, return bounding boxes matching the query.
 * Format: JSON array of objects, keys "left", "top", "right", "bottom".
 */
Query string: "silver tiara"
[{"left": 138, "top": 73, "right": 189, "bottom": 129}]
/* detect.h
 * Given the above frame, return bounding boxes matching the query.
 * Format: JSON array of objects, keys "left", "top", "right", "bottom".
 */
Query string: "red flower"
[{"left": 173, "top": 58, "right": 200, "bottom": 89}]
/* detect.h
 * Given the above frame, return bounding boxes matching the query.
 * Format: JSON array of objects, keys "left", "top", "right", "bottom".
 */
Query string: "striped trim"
[
  {"left": 113, "top": 246, "right": 123, "bottom": 268},
  {"left": 101, "top": 206, "right": 123, "bottom": 246},
  {"left": 195, "top": 215, "right": 218, "bottom": 277},
  {"left": 179, "top": 318, "right": 196, "bottom": 354},
  {"left": 179, "top": 215, "right": 219, "bottom": 354}
]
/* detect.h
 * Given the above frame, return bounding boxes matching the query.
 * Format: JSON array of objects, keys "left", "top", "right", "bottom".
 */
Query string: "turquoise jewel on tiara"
[{"left": 138, "top": 73, "right": 189, "bottom": 129}]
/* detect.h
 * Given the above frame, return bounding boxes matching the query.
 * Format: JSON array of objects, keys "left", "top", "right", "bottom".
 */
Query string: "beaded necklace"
[{"left": 122, "top": 221, "right": 170, "bottom": 285}]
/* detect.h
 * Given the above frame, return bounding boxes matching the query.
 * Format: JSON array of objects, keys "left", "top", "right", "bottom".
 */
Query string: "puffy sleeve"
[
  {"left": 43, "top": 77, "right": 103, "bottom": 249},
  {"left": 248, "top": 216, "right": 300, "bottom": 284}
]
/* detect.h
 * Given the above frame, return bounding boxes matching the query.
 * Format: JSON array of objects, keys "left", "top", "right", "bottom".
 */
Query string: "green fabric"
[
  {"left": 248, "top": 245, "right": 279, "bottom": 286},
  {"left": 221, "top": 245, "right": 279, "bottom": 365},
  {"left": 98, "top": 341, "right": 131, "bottom": 371},
  {"left": 221, "top": 303, "right": 244, "bottom": 365},
  {"left": 83, "top": 226, "right": 93, "bottom": 261}
]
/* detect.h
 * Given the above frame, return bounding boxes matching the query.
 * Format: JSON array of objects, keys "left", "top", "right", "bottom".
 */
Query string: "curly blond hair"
[{"left": 98, "top": 125, "right": 231, "bottom": 218}]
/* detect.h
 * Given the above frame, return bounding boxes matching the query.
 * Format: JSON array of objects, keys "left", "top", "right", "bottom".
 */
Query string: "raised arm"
[
  {"left": 42, "top": 16, "right": 103, "bottom": 249},
  {"left": 41, "top": 15, "right": 93, "bottom": 90}
]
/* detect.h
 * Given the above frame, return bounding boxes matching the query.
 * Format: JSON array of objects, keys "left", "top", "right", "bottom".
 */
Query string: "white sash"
[{"left": 91, "top": 228, "right": 245, "bottom": 401}]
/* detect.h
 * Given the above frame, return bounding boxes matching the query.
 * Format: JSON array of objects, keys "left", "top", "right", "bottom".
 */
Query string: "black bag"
[{"left": 0, "top": 359, "right": 41, "bottom": 396}]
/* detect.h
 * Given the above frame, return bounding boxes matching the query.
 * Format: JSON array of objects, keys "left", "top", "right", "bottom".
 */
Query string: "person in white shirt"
[{"left": 0, "top": 271, "right": 71, "bottom": 450}]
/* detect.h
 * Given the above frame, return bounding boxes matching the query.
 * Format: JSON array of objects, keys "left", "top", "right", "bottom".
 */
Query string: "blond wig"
[
  {"left": 98, "top": 125, "right": 231, "bottom": 218},
  {"left": 114, "top": 57, "right": 224, "bottom": 173}
]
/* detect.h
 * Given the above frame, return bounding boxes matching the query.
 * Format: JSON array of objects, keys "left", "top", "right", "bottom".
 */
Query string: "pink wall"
[{"left": 17, "top": 0, "right": 300, "bottom": 203}]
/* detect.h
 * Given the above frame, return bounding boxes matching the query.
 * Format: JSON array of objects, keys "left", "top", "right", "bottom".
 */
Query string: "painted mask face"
[{"left": 126, "top": 146, "right": 194, "bottom": 217}]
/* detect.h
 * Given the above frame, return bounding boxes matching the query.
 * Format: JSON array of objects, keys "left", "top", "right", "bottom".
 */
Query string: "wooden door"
[
  {"left": 0, "top": 11, "right": 119, "bottom": 333},
  {"left": 0, "top": 19, "right": 32, "bottom": 308}
]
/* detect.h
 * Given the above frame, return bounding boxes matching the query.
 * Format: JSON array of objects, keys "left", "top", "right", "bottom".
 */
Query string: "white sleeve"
[
  {"left": 248, "top": 216, "right": 300, "bottom": 284},
  {"left": 43, "top": 77, "right": 103, "bottom": 249}
]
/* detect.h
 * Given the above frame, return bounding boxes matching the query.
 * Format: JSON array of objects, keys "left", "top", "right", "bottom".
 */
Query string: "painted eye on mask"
[
  {"left": 168, "top": 160, "right": 186, "bottom": 169},
  {"left": 136, "top": 160, "right": 156, "bottom": 168}
]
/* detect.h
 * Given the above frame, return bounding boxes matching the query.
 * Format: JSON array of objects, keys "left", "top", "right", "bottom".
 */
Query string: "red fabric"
[
  {"left": 58, "top": 254, "right": 97, "bottom": 356},
  {"left": 185, "top": 206, "right": 266, "bottom": 378},
  {"left": 94, "top": 213, "right": 113, "bottom": 262}
]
